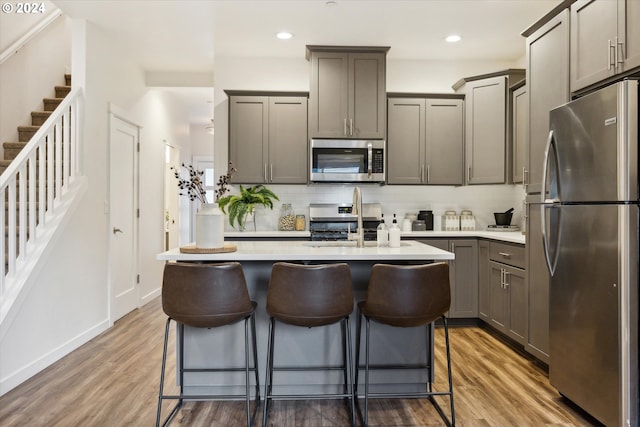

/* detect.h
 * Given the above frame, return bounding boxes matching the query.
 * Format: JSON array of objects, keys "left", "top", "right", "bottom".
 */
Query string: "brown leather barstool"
[
  {"left": 354, "top": 262, "right": 455, "bottom": 427},
  {"left": 262, "top": 262, "right": 356, "bottom": 427},
  {"left": 156, "top": 262, "right": 260, "bottom": 427}
]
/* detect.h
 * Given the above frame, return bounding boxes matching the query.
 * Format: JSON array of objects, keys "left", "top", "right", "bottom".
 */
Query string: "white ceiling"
[{"left": 53, "top": 0, "right": 561, "bottom": 124}]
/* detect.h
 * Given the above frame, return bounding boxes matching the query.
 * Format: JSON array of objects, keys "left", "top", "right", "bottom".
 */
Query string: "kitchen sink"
[{"left": 303, "top": 241, "right": 409, "bottom": 248}]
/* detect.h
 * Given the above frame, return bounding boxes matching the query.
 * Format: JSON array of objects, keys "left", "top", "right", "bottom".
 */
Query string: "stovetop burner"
[{"left": 487, "top": 224, "right": 520, "bottom": 231}]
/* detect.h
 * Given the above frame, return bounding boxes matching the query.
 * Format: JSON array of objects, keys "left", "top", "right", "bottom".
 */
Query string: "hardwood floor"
[{"left": 0, "top": 297, "right": 602, "bottom": 426}]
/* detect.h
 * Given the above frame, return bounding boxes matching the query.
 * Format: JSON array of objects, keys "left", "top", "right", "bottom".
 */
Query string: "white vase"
[{"left": 195, "top": 203, "right": 224, "bottom": 248}]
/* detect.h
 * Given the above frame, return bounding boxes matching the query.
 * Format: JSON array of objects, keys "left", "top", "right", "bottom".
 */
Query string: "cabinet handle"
[
  {"left": 420, "top": 164, "right": 425, "bottom": 183},
  {"left": 349, "top": 118, "right": 354, "bottom": 136},
  {"left": 270, "top": 163, "right": 273, "bottom": 182},
  {"left": 264, "top": 164, "right": 268, "bottom": 182},
  {"left": 500, "top": 268, "right": 505, "bottom": 289},
  {"left": 427, "top": 164, "right": 430, "bottom": 183},
  {"left": 499, "top": 252, "right": 511, "bottom": 258},
  {"left": 522, "top": 167, "right": 528, "bottom": 190},
  {"left": 608, "top": 39, "right": 616, "bottom": 70},
  {"left": 467, "top": 165, "right": 472, "bottom": 183},
  {"left": 504, "top": 270, "right": 510, "bottom": 288},
  {"left": 344, "top": 118, "right": 347, "bottom": 136},
  {"left": 616, "top": 36, "right": 624, "bottom": 67},
  {"left": 523, "top": 200, "right": 528, "bottom": 220}
]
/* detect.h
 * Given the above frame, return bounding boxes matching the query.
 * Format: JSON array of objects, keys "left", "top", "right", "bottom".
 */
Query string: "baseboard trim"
[
  {"left": 140, "top": 288, "right": 160, "bottom": 306},
  {"left": 0, "top": 318, "right": 109, "bottom": 396}
]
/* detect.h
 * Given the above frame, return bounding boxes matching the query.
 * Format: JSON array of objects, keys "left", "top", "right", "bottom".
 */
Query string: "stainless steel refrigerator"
[{"left": 541, "top": 79, "right": 638, "bottom": 427}]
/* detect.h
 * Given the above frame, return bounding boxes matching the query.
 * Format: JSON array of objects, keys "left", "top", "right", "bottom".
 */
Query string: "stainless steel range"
[{"left": 309, "top": 203, "right": 382, "bottom": 241}]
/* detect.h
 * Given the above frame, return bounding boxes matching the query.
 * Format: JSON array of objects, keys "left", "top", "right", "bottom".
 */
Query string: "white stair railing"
[{"left": 0, "top": 87, "right": 84, "bottom": 302}]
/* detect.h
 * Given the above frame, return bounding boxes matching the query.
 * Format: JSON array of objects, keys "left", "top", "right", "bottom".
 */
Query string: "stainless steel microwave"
[{"left": 309, "top": 139, "right": 386, "bottom": 183}]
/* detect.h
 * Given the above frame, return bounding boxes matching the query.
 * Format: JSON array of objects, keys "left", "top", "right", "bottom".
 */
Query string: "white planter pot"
[{"left": 195, "top": 203, "right": 224, "bottom": 248}]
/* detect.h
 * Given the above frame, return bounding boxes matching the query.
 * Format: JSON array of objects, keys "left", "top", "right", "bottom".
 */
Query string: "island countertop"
[{"left": 157, "top": 240, "right": 454, "bottom": 262}]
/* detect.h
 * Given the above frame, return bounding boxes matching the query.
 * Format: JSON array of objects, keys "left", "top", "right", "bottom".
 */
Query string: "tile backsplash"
[{"left": 225, "top": 183, "right": 526, "bottom": 232}]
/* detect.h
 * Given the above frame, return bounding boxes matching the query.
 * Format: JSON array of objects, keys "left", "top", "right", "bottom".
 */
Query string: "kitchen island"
[{"left": 157, "top": 240, "right": 454, "bottom": 397}]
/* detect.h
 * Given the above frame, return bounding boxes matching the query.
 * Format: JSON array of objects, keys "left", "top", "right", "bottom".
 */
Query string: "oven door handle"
[{"left": 367, "top": 142, "right": 373, "bottom": 178}]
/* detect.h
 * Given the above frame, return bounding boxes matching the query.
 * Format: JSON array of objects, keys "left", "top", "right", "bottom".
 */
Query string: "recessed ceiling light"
[
  {"left": 276, "top": 31, "right": 293, "bottom": 40},
  {"left": 445, "top": 34, "right": 461, "bottom": 43},
  {"left": 326, "top": 1, "right": 337, "bottom": 6}
]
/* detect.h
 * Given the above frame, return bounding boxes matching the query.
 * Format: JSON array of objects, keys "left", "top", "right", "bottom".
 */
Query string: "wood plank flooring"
[{"left": 0, "top": 297, "right": 603, "bottom": 426}]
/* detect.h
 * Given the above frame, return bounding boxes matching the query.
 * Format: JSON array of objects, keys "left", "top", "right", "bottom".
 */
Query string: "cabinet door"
[
  {"left": 229, "top": 96, "right": 268, "bottom": 183},
  {"left": 570, "top": 0, "right": 618, "bottom": 92},
  {"left": 268, "top": 97, "right": 308, "bottom": 184},
  {"left": 349, "top": 52, "right": 386, "bottom": 138},
  {"left": 489, "top": 261, "right": 508, "bottom": 334},
  {"left": 511, "top": 86, "right": 527, "bottom": 184},
  {"left": 526, "top": 9, "right": 570, "bottom": 194},
  {"left": 387, "top": 98, "right": 425, "bottom": 184},
  {"left": 449, "top": 240, "right": 478, "bottom": 318},
  {"left": 620, "top": 0, "right": 640, "bottom": 72},
  {"left": 465, "top": 76, "right": 506, "bottom": 184},
  {"left": 425, "top": 98, "right": 464, "bottom": 185},
  {"left": 505, "top": 265, "right": 527, "bottom": 345},
  {"left": 309, "top": 51, "right": 349, "bottom": 138},
  {"left": 525, "top": 202, "right": 550, "bottom": 362},
  {"left": 478, "top": 240, "right": 491, "bottom": 322}
]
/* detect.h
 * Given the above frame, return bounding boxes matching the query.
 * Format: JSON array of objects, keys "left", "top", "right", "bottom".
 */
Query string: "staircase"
[
  {"left": 0, "top": 74, "right": 87, "bottom": 334},
  {"left": 1, "top": 74, "right": 71, "bottom": 175}
]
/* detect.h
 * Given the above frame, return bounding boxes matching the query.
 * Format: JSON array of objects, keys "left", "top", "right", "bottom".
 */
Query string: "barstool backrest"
[
  {"left": 267, "top": 262, "right": 354, "bottom": 327},
  {"left": 162, "top": 262, "right": 254, "bottom": 328},
  {"left": 362, "top": 262, "right": 450, "bottom": 327}
]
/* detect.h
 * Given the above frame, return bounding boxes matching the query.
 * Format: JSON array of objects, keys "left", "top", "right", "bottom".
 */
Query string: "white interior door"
[{"left": 109, "top": 115, "right": 139, "bottom": 322}]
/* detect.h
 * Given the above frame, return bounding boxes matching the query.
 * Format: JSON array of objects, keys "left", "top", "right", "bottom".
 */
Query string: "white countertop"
[
  {"left": 157, "top": 240, "right": 455, "bottom": 262},
  {"left": 225, "top": 230, "right": 526, "bottom": 245}
]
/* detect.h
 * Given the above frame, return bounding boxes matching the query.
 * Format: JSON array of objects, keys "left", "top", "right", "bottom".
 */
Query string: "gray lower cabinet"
[
  {"left": 570, "top": 0, "right": 640, "bottom": 93},
  {"left": 227, "top": 93, "right": 308, "bottom": 184},
  {"left": 418, "top": 239, "right": 478, "bottom": 318},
  {"left": 387, "top": 96, "right": 464, "bottom": 185},
  {"left": 525, "top": 8, "right": 570, "bottom": 194},
  {"left": 307, "top": 47, "right": 387, "bottom": 139},
  {"left": 525, "top": 200, "right": 550, "bottom": 363},
  {"left": 478, "top": 240, "right": 491, "bottom": 322},
  {"left": 486, "top": 241, "right": 527, "bottom": 345}
]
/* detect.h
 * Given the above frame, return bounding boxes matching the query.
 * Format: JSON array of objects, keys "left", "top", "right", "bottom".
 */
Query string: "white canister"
[{"left": 195, "top": 203, "right": 225, "bottom": 248}]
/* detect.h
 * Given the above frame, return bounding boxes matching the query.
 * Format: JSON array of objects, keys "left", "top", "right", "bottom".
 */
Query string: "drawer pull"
[{"left": 499, "top": 252, "right": 511, "bottom": 258}]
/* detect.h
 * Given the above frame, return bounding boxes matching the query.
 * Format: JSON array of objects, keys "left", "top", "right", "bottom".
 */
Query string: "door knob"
[{"left": 113, "top": 227, "right": 123, "bottom": 234}]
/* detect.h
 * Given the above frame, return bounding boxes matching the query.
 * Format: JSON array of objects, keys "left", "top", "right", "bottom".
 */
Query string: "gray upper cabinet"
[
  {"left": 307, "top": 46, "right": 388, "bottom": 139},
  {"left": 571, "top": 0, "right": 640, "bottom": 93},
  {"left": 525, "top": 8, "right": 570, "bottom": 194},
  {"left": 511, "top": 84, "right": 527, "bottom": 184},
  {"left": 456, "top": 75, "right": 507, "bottom": 184},
  {"left": 387, "top": 95, "right": 464, "bottom": 185},
  {"left": 227, "top": 92, "right": 308, "bottom": 184},
  {"left": 453, "top": 70, "right": 525, "bottom": 184}
]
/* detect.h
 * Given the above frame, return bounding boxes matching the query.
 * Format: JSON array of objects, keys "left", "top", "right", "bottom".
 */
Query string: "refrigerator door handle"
[{"left": 541, "top": 130, "right": 561, "bottom": 275}]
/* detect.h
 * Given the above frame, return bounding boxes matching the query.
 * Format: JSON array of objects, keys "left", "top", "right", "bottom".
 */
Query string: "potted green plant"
[{"left": 217, "top": 184, "right": 279, "bottom": 231}]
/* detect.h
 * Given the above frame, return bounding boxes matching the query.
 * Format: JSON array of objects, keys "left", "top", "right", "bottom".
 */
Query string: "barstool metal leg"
[
  {"left": 443, "top": 316, "right": 455, "bottom": 426},
  {"left": 262, "top": 317, "right": 275, "bottom": 427},
  {"left": 344, "top": 316, "right": 356, "bottom": 427},
  {"left": 364, "top": 316, "right": 371, "bottom": 427},
  {"left": 251, "top": 313, "right": 260, "bottom": 402},
  {"left": 244, "top": 317, "right": 251, "bottom": 427}
]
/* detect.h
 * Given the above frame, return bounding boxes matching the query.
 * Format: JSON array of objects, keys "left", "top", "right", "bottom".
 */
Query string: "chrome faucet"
[{"left": 348, "top": 186, "right": 364, "bottom": 247}]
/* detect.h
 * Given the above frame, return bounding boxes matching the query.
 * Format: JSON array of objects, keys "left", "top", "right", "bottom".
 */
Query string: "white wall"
[
  {"left": 0, "top": 18, "right": 173, "bottom": 395},
  {"left": 213, "top": 55, "right": 527, "bottom": 232},
  {"left": 0, "top": 13, "right": 71, "bottom": 152}
]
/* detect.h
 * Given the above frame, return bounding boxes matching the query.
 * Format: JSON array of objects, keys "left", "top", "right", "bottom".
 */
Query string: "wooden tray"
[{"left": 179, "top": 244, "right": 237, "bottom": 254}]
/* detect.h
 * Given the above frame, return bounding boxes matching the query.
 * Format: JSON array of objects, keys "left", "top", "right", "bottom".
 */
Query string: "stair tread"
[
  {"left": 3, "top": 142, "right": 27, "bottom": 148},
  {"left": 18, "top": 125, "right": 40, "bottom": 131},
  {"left": 43, "top": 97, "right": 65, "bottom": 102},
  {"left": 54, "top": 85, "right": 71, "bottom": 90},
  {"left": 31, "top": 111, "right": 52, "bottom": 116}
]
